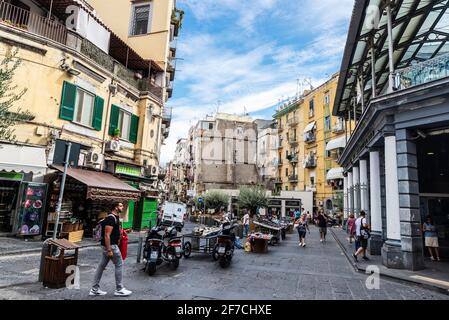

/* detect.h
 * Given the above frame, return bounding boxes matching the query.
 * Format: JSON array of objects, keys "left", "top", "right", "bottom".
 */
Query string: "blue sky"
[{"left": 160, "top": 0, "right": 355, "bottom": 163}]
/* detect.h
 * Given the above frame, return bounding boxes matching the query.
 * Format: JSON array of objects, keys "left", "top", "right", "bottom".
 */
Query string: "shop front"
[
  {"left": 0, "top": 144, "right": 48, "bottom": 236},
  {"left": 44, "top": 165, "right": 141, "bottom": 241}
]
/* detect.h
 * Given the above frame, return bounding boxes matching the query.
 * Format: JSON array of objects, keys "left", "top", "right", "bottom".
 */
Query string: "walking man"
[
  {"left": 316, "top": 210, "right": 328, "bottom": 243},
  {"left": 242, "top": 209, "right": 250, "bottom": 238},
  {"left": 90, "top": 202, "right": 132, "bottom": 297},
  {"left": 353, "top": 211, "right": 370, "bottom": 261}
]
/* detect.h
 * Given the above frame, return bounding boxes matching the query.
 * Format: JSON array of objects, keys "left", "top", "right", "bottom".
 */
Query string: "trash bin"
[{"left": 41, "top": 239, "right": 80, "bottom": 289}]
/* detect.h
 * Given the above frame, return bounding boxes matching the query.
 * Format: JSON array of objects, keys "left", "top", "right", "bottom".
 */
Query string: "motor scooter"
[
  {"left": 143, "top": 224, "right": 183, "bottom": 276},
  {"left": 214, "top": 221, "right": 236, "bottom": 268}
]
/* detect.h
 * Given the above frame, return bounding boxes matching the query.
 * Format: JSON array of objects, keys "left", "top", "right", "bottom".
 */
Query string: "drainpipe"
[
  {"left": 371, "top": 39, "right": 377, "bottom": 98},
  {"left": 101, "top": 80, "right": 115, "bottom": 159},
  {"left": 386, "top": 2, "right": 395, "bottom": 93}
]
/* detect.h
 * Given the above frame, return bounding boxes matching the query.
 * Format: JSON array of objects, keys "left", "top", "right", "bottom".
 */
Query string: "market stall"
[
  {"left": 247, "top": 232, "right": 272, "bottom": 253},
  {"left": 253, "top": 219, "right": 282, "bottom": 245},
  {"left": 43, "top": 166, "right": 140, "bottom": 242}
]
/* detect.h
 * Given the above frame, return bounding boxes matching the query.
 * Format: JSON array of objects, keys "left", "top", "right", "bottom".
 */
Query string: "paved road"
[{"left": 0, "top": 223, "right": 448, "bottom": 300}]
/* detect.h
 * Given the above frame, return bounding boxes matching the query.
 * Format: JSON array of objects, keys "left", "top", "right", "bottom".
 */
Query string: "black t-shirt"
[
  {"left": 317, "top": 215, "right": 327, "bottom": 228},
  {"left": 101, "top": 214, "right": 120, "bottom": 246}
]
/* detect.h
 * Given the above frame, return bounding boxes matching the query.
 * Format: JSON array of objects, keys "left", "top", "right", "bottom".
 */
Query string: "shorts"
[
  {"left": 425, "top": 237, "right": 439, "bottom": 248},
  {"left": 355, "top": 237, "right": 368, "bottom": 249},
  {"left": 298, "top": 230, "right": 306, "bottom": 238},
  {"left": 319, "top": 227, "right": 327, "bottom": 235}
]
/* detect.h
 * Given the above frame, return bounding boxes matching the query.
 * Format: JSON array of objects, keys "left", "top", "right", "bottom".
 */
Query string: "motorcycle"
[
  {"left": 143, "top": 225, "right": 183, "bottom": 276},
  {"left": 214, "top": 221, "right": 236, "bottom": 268}
]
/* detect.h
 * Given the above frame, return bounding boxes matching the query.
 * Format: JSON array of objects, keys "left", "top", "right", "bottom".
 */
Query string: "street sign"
[{"left": 198, "top": 197, "right": 203, "bottom": 203}]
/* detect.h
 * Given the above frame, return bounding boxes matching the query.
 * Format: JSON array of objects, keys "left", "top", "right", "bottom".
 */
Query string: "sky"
[{"left": 160, "top": 0, "right": 355, "bottom": 164}]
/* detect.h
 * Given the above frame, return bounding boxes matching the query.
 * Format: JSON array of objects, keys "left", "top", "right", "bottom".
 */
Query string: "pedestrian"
[
  {"left": 423, "top": 215, "right": 440, "bottom": 261},
  {"left": 296, "top": 214, "right": 310, "bottom": 247},
  {"left": 242, "top": 209, "right": 250, "bottom": 238},
  {"left": 89, "top": 202, "right": 132, "bottom": 297},
  {"left": 353, "top": 211, "right": 370, "bottom": 262},
  {"left": 316, "top": 210, "right": 328, "bottom": 243},
  {"left": 294, "top": 208, "right": 301, "bottom": 220},
  {"left": 346, "top": 213, "right": 356, "bottom": 244}
]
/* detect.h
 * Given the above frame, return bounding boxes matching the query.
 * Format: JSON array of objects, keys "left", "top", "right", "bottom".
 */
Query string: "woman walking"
[
  {"left": 423, "top": 215, "right": 440, "bottom": 261},
  {"left": 346, "top": 213, "right": 356, "bottom": 244},
  {"left": 296, "top": 214, "right": 310, "bottom": 247}
]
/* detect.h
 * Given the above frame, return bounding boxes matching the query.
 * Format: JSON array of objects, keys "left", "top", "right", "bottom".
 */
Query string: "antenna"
[{"left": 296, "top": 79, "right": 300, "bottom": 99}]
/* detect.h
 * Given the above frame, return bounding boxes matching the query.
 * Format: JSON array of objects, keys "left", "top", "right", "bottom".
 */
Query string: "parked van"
[{"left": 161, "top": 201, "right": 186, "bottom": 231}]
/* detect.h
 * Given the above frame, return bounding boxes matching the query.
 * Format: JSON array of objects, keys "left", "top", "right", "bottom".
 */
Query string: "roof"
[
  {"left": 333, "top": 0, "right": 449, "bottom": 117},
  {"left": 51, "top": 165, "right": 140, "bottom": 201}
]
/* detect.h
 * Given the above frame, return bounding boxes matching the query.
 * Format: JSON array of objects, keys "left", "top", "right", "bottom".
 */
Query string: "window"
[
  {"left": 309, "top": 99, "right": 314, "bottom": 117},
  {"left": 324, "top": 93, "right": 330, "bottom": 105},
  {"left": 285, "top": 168, "right": 289, "bottom": 177},
  {"left": 74, "top": 88, "right": 95, "bottom": 127},
  {"left": 209, "top": 123, "right": 214, "bottom": 130},
  {"left": 285, "top": 186, "right": 289, "bottom": 191},
  {"left": 150, "top": 129, "right": 154, "bottom": 138},
  {"left": 118, "top": 110, "right": 131, "bottom": 140},
  {"left": 310, "top": 177, "right": 315, "bottom": 186},
  {"left": 130, "top": 3, "right": 151, "bottom": 36},
  {"left": 324, "top": 116, "right": 331, "bottom": 131}
]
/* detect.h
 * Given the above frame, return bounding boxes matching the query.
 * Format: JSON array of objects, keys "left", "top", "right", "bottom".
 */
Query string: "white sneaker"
[
  {"left": 302, "top": 243, "right": 306, "bottom": 247},
  {"left": 320, "top": 239, "right": 323, "bottom": 243},
  {"left": 114, "top": 288, "right": 132, "bottom": 297},
  {"left": 298, "top": 242, "right": 302, "bottom": 246},
  {"left": 89, "top": 288, "right": 107, "bottom": 296}
]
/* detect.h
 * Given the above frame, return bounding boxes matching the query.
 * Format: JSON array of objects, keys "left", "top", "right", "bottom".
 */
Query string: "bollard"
[{"left": 136, "top": 234, "right": 143, "bottom": 263}]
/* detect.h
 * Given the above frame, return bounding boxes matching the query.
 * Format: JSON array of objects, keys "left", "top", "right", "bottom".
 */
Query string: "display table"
[{"left": 248, "top": 233, "right": 271, "bottom": 253}]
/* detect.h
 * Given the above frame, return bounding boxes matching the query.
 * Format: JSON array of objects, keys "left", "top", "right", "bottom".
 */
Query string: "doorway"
[{"left": 0, "top": 180, "right": 20, "bottom": 233}]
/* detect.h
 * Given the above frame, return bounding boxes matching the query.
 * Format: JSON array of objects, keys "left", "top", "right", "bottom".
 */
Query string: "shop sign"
[
  {"left": 0, "top": 172, "right": 24, "bottom": 181},
  {"left": 115, "top": 164, "right": 142, "bottom": 177},
  {"left": 268, "top": 200, "right": 282, "bottom": 207},
  {"left": 285, "top": 200, "right": 300, "bottom": 207}
]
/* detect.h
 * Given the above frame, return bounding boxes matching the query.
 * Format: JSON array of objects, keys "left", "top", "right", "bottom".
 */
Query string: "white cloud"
[{"left": 160, "top": 0, "right": 354, "bottom": 164}]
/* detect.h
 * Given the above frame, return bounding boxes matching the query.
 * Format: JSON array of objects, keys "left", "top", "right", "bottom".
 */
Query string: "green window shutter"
[
  {"left": 129, "top": 114, "right": 139, "bottom": 144},
  {"left": 92, "top": 96, "right": 104, "bottom": 131},
  {"left": 109, "top": 104, "right": 120, "bottom": 136},
  {"left": 59, "top": 81, "right": 76, "bottom": 121}
]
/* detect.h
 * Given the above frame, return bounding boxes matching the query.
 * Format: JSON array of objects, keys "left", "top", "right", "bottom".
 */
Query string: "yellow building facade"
[
  {"left": 0, "top": 0, "right": 181, "bottom": 235},
  {"left": 274, "top": 73, "right": 349, "bottom": 213}
]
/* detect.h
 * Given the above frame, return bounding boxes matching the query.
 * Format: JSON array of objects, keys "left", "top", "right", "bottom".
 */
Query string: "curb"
[
  {"left": 0, "top": 240, "right": 139, "bottom": 257},
  {"left": 329, "top": 229, "right": 449, "bottom": 296}
]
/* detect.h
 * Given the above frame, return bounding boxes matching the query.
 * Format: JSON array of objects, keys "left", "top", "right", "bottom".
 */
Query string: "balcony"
[
  {"left": 162, "top": 107, "right": 173, "bottom": 125},
  {"left": 288, "top": 175, "right": 298, "bottom": 182},
  {"left": 304, "top": 132, "right": 316, "bottom": 144},
  {"left": 304, "top": 156, "right": 317, "bottom": 168},
  {"left": 395, "top": 52, "right": 449, "bottom": 91},
  {"left": 274, "top": 177, "right": 282, "bottom": 184},
  {"left": 287, "top": 154, "right": 298, "bottom": 163},
  {"left": 288, "top": 117, "right": 299, "bottom": 127},
  {"left": 332, "top": 122, "right": 345, "bottom": 133},
  {"left": 289, "top": 138, "right": 298, "bottom": 147},
  {"left": 0, "top": 2, "right": 67, "bottom": 45},
  {"left": 171, "top": 8, "right": 184, "bottom": 37}
]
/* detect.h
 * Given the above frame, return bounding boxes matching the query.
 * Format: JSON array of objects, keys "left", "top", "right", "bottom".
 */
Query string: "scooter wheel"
[
  {"left": 219, "top": 257, "right": 230, "bottom": 268},
  {"left": 183, "top": 242, "right": 192, "bottom": 259},
  {"left": 171, "top": 258, "right": 180, "bottom": 270},
  {"left": 212, "top": 244, "right": 219, "bottom": 261},
  {"left": 146, "top": 262, "right": 157, "bottom": 276}
]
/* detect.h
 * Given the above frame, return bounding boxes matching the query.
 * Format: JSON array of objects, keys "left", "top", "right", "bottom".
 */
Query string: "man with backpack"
[
  {"left": 89, "top": 202, "right": 132, "bottom": 297},
  {"left": 353, "top": 210, "right": 370, "bottom": 262}
]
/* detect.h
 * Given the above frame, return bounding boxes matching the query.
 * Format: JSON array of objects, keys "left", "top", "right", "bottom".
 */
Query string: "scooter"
[
  {"left": 214, "top": 221, "right": 236, "bottom": 268},
  {"left": 143, "top": 225, "right": 183, "bottom": 276}
]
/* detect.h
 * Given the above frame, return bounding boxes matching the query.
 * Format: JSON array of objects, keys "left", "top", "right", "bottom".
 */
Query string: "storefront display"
[
  {"left": 15, "top": 183, "right": 48, "bottom": 236},
  {"left": 0, "top": 178, "right": 21, "bottom": 233}
]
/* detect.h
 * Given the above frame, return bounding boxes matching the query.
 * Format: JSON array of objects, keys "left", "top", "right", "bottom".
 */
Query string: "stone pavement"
[
  {"left": 1, "top": 223, "right": 448, "bottom": 300},
  {"left": 330, "top": 227, "right": 449, "bottom": 294}
]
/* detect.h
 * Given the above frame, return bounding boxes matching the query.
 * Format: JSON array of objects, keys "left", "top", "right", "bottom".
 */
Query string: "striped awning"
[{"left": 326, "top": 167, "right": 344, "bottom": 180}]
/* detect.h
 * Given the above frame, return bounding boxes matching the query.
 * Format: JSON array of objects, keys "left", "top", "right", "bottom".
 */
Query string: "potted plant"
[{"left": 112, "top": 128, "right": 120, "bottom": 140}]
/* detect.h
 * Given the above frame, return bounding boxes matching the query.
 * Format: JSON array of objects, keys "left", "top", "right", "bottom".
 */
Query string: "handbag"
[{"left": 118, "top": 229, "right": 129, "bottom": 260}]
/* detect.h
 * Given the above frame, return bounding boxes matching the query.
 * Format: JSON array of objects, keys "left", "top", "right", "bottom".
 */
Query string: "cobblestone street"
[{"left": 1, "top": 223, "right": 448, "bottom": 300}]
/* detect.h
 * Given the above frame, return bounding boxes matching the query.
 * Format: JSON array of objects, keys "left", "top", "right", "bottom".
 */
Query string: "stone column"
[
  {"left": 369, "top": 150, "right": 383, "bottom": 255},
  {"left": 352, "top": 166, "right": 360, "bottom": 216},
  {"left": 343, "top": 175, "right": 349, "bottom": 220},
  {"left": 382, "top": 134, "right": 403, "bottom": 268},
  {"left": 347, "top": 171, "right": 353, "bottom": 215},
  {"left": 396, "top": 129, "right": 424, "bottom": 270},
  {"left": 359, "top": 159, "right": 369, "bottom": 213}
]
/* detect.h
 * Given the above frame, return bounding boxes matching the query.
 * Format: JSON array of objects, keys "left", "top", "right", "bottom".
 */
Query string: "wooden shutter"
[
  {"left": 59, "top": 81, "right": 76, "bottom": 121},
  {"left": 109, "top": 104, "right": 120, "bottom": 136},
  {"left": 129, "top": 114, "right": 139, "bottom": 144},
  {"left": 92, "top": 96, "right": 104, "bottom": 131}
]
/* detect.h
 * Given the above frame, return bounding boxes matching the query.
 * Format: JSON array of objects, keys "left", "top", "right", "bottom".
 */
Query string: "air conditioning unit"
[
  {"left": 86, "top": 151, "right": 103, "bottom": 165},
  {"left": 105, "top": 140, "right": 120, "bottom": 152}
]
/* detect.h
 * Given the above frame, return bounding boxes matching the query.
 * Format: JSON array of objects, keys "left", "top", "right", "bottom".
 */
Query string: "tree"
[
  {"left": 0, "top": 49, "right": 32, "bottom": 142},
  {"left": 237, "top": 186, "right": 268, "bottom": 217},
  {"left": 203, "top": 191, "right": 229, "bottom": 213}
]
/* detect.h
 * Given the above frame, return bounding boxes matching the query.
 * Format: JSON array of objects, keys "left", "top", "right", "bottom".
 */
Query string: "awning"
[
  {"left": 326, "top": 167, "right": 344, "bottom": 181},
  {"left": 303, "top": 121, "right": 316, "bottom": 133},
  {"left": 326, "top": 136, "right": 347, "bottom": 151},
  {"left": 51, "top": 165, "right": 140, "bottom": 201},
  {"left": 0, "top": 144, "right": 47, "bottom": 177}
]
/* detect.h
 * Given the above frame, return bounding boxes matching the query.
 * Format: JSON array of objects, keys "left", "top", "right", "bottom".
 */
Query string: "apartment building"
[{"left": 0, "top": 0, "right": 181, "bottom": 235}]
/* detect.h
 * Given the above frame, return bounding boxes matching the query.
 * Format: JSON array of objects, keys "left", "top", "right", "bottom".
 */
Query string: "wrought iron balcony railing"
[
  {"left": 304, "top": 156, "right": 317, "bottom": 168},
  {"left": 304, "top": 132, "right": 316, "bottom": 143},
  {"left": 288, "top": 174, "right": 298, "bottom": 182}
]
